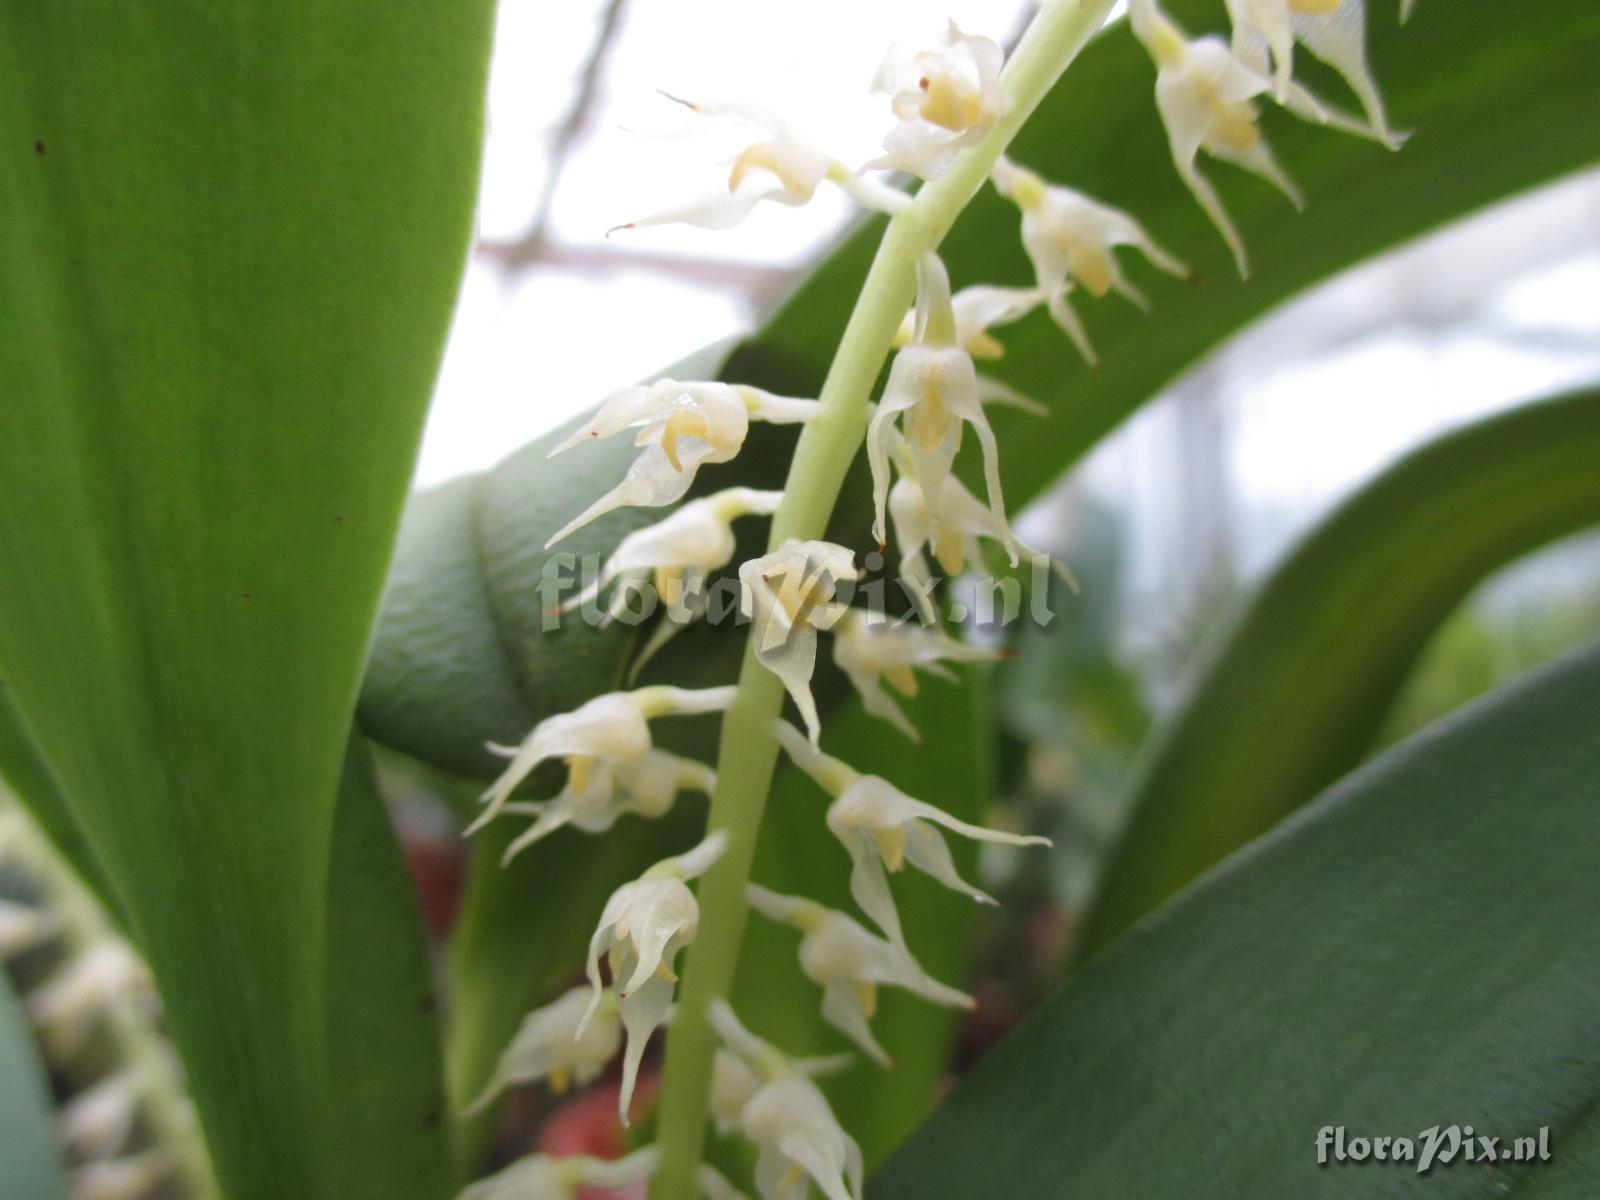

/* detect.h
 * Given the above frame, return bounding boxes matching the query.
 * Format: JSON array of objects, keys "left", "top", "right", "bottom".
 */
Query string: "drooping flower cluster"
[
  {"left": 1128, "top": 0, "right": 1401, "bottom": 276},
  {"left": 460, "top": 1, "right": 1408, "bottom": 1194}
]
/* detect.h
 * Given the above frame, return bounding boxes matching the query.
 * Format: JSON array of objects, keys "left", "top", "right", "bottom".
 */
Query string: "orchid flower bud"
[
  {"left": 990, "top": 156, "right": 1189, "bottom": 364},
  {"left": 545, "top": 381, "right": 817, "bottom": 547},
  {"left": 869, "top": 21, "right": 1007, "bottom": 180},
  {"left": 891, "top": 283, "right": 1043, "bottom": 360},
  {"left": 473, "top": 684, "right": 735, "bottom": 834},
  {"left": 747, "top": 884, "right": 972, "bottom": 1066},
  {"left": 466, "top": 986, "right": 622, "bottom": 1115},
  {"left": 582, "top": 830, "right": 728, "bottom": 1125},
  {"left": 773, "top": 720, "right": 1049, "bottom": 955},
  {"left": 459, "top": 1148, "right": 660, "bottom": 1200},
  {"left": 1401, "top": 0, "right": 1416, "bottom": 21},
  {"left": 868, "top": 251, "right": 1020, "bottom": 569},
  {"left": 830, "top": 608, "right": 997, "bottom": 741},
  {"left": 739, "top": 540, "right": 862, "bottom": 745},
  {"left": 501, "top": 749, "right": 716, "bottom": 863},
  {"left": 1129, "top": 0, "right": 1305, "bottom": 278},
  {"left": 1226, "top": 0, "right": 1403, "bottom": 149},
  {"left": 617, "top": 99, "right": 908, "bottom": 233},
  {"left": 708, "top": 1001, "right": 865, "bottom": 1200}
]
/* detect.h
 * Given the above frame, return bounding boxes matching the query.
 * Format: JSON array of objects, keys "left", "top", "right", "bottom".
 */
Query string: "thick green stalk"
[{"left": 650, "top": 3, "right": 1119, "bottom": 1196}]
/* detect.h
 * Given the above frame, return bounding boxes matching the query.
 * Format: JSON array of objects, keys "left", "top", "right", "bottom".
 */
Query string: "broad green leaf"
[
  {"left": 1078, "top": 387, "right": 1600, "bottom": 961},
  {"left": 873, "top": 638, "right": 1600, "bottom": 1199},
  {"left": 0, "top": 5, "right": 493, "bottom": 1197},
  {"left": 361, "top": 0, "right": 1600, "bottom": 774},
  {"left": 0, "top": 964, "right": 66, "bottom": 1200},
  {"left": 325, "top": 737, "right": 456, "bottom": 1198}
]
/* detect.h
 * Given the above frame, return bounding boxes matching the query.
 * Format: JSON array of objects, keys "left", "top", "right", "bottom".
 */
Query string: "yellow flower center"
[
  {"left": 729, "top": 142, "right": 813, "bottom": 199},
  {"left": 1066, "top": 242, "right": 1115, "bottom": 297},
  {"left": 1207, "top": 92, "right": 1261, "bottom": 151},
  {"left": 909, "top": 370, "right": 955, "bottom": 451},
  {"left": 917, "top": 73, "right": 986, "bottom": 132},
  {"left": 852, "top": 979, "right": 879, "bottom": 1018},
  {"left": 933, "top": 525, "right": 967, "bottom": 576},
  {"left": 567, "top": 753, "right": 596, "bottom": 795},
  {"left": 883, "top": 665, "right": 919, "bottom": 697},
  {"left": 871, "top": 824, "right": 909, "bottom": 872},
  {"left": 1290, "top": 0, "right": 1342, "bottom": 11}
]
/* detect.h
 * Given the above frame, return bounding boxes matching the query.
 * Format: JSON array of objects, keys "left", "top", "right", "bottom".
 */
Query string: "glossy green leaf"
[
  {"left": 873, "top": 638, "right": 1600, "bottom": 1199},
  {"left": 325, "top": 737, "right": 456, "bottom": 1198},
  {"left": 1078, "top": 387, "right": 1600, "bottom": 961},
  {"left": 0, "top": 5, "right": 493, "bottom": 1197},
  {"left": 0, "top": 964, "right": 66, "bottom": 1200},
  {"left": 361, "top": 0, "right": 1600, "bottom": 774}
]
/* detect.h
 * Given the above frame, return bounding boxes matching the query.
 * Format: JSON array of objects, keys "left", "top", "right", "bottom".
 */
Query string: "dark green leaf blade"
[
  {"left": 0, "top": 4, "right": 493, "bottom": 1196},
  {"left": 873, "top": 638, "right": 1600, "bottom": 1199},
  {"left": 1079, "top": 387, "right": 1600, "bottom": 960}
]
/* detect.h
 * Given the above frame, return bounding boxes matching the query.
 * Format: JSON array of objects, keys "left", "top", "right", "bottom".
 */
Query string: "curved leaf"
[
  {"left": 0, "top": 4, "right": 493, "bottom": 1197},
  {"left": 361, "top": 0, "right": 1600, "bottom": 773},
  {"left": 0, "top": 966, "right": 66, "bottom": 1200},
  {"left": 872, "top": 638, "right": 1600, "bottom": 1199},
  {"left": 1078, "top": 386, "right": 1600, "bottom": 961}
]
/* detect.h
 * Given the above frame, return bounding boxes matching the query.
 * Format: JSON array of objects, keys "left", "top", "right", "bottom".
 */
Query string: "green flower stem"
[{"left": 650, "top": 3, "right": 1119, "bottom": 1195}]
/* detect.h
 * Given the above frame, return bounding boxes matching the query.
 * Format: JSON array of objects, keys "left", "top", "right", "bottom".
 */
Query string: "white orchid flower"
[
  {"left": 501, "top": 749, "right": 716, "bottom": 863},
  {"left": 545, "top": 381, "right": 817, "bottom": 547},
  {"left": 0, "top": 897, "right": 54, "bottom": 958},
  {"left": 617, "top": 98, "right": 908, "bottom": 233},
  {"left": 773, "top": 720, "right": 1049, "bottom": 955},
  {"left": 711, "top": 1045, "right": 851, "bottom": 1138},
  {"left": 29, "top": 942, "right": 151, "bottom": 1054},
  {"left": 739, "top": 540, "right": 862, "bottom": 745},
  {"left": 557, "top": 486, "right": 784, "bottom": 681},
  {"left": 869, "top": 21, "right": 1007, "bottom": 180},
  {"left": 1401, "top": 0, "right": 1416, "bottom": 21},
  {"left": 709, "top": 1001, "right": 864, "bottom": 1200},
  {"left": 582, "top": 830, "right": 728, "bottom": 1125},
  {"left": 465, "top": 986, "right": 622, "bottom": 1114},
  {"left": 60, "top": 1071, "right": 143, "bottom": 1160},
  {"left": 891, "top": 283, "right": 1043, "bottom": 361},
  {"left": 889, "top": 471, "right": 1065, "bottom": 623},
  {"left": 990, "top": 156, "right": 1189, "bottom": 364},
  {"left": 867, "top": 251, "right": 1020, "bottom": 567},
  {"left": 71, "top": 1151, "right": 173, "bottom": 1200},
  {"left": 747, "top": 884, "right": 972, "bottom": 1066},
  {"left": 473, "top": 684, "right": 734, "bottom": 834},
  {"left": 830, "top": 607, "right": 997, "bottom": 741},
  {"left": 459, "top": 1148, "right": 659, "bottom": 1200},
  {"left": 1129, "top": 0, "right": 1305, "bottom": 278},
  {"left": 1226, "top": 0, "right": 1403, "bottom": 149}
]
